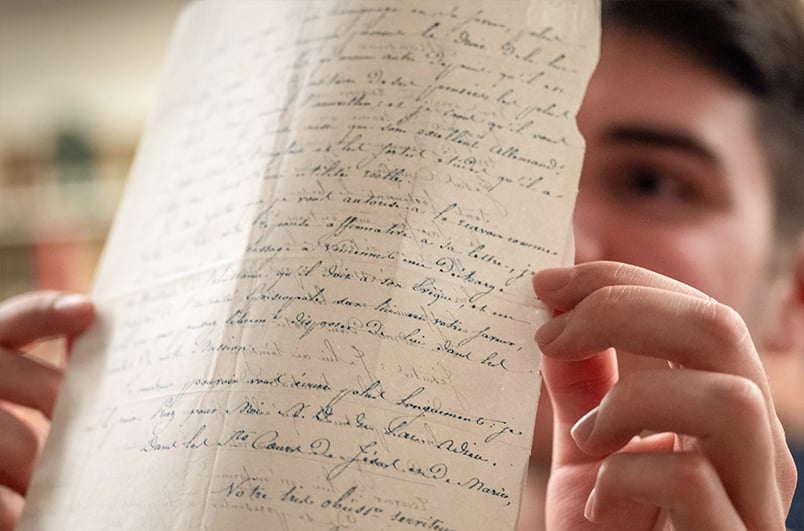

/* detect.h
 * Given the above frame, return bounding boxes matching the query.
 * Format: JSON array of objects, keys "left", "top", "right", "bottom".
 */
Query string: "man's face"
[{"left": 575, "top": 26, "right": 775, "bottom": 331}]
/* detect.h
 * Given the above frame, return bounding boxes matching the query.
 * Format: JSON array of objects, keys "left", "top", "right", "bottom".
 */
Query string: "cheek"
[
  {"left": 615, "top": 217, "right": 769, "bottom": 314},
  {"left": 572, "top": 191, "right": 773, "bottom": 315}
]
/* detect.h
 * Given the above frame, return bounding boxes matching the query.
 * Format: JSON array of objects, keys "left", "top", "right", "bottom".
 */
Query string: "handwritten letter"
[{"left": 20, "top": 2, "right": 599, "bottom": 530}]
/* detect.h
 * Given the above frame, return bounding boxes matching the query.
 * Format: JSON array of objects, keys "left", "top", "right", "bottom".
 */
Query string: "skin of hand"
[
  {"left": 0, "top": 291, "right": 94, "bottom": 530},
  {"left": 533, "top": 261, "right": 796, "bottom": 530}
]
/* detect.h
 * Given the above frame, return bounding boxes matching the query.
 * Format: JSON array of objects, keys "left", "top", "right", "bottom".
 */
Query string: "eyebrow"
[{"left": 603, "top": 125, "right": 720, "bottom": 166}]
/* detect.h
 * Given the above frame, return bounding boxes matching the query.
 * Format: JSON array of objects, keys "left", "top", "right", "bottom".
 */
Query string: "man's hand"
[
  {"left": 533, "top": 262, "right": 796, "bottom": 530},
  {"left": 0, "top": 291, "right": 94, "bottom": 530}
]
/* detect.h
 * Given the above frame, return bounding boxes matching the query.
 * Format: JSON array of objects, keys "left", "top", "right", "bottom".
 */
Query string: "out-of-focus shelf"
[
  {"left": 0, "top": 140, "right": 134, "bottom": 298},
  {"left": 0, "top": 174, "right": 126, "bottom": 247}
]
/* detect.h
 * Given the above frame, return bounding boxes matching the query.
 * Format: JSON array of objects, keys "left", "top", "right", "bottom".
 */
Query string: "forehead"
[
  {"left": 577, "top": 25, "right": 771, "bottom": 197},
  {"left": 579, "top": 26, "right": 762, "bottom": 159}
]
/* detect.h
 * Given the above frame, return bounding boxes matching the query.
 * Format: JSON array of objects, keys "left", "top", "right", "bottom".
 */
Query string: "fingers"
[
  {"left": 0, "top": 486, "right": 24, "bottom": 531},
  {"left": 533, "top": 261, "right": 796, "bottom": 527},
  {"left": 0, "top": 408, "right": 39, "bottom": 496},
  {"left": 534, "top": 263, "right": 764, "bottom": 381},
  {"left": 0, "top": 291, "right": 94, "bottom": 349},
  {"left": 0, "top": 290, "right": 96, "bottom": 531},
  {"left": 573, "top": 369, "right": 782, "bottom": 526},
  {"left": 541, "top": 352, "right": 618, "bottom": 466},
  {"left": 588, "top": 452, "right": 748, "bottom": 531},
  {"left": 533, "top": 262, "right": 795, "bottom": 477},
  {"left": 0, "top": 291, "right": 94, "bottom": 418},
  {"left": 533, "top": 261, "right": 709, "bottom": 312},
  {"left": 0, "top": 353, "right": 62, "bottom": 417},
  {"left": 537, "top": 287, "right": 761, "bottom": 379}
]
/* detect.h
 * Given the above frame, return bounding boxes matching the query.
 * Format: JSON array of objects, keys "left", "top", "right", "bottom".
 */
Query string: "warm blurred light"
[
  {"left": 0, "top": 0, "right": 190, "bottom": 147},
  {"left": 0, "top": 0, "right": 190, "bottom": 297}
]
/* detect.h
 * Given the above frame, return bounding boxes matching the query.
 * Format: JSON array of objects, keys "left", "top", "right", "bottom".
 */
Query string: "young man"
[
  {"left": 1, "top": 0, "right": 802, "bottom": 529},
  {"left": 523, "top": 1, "right": 804, "bottom": 529}
]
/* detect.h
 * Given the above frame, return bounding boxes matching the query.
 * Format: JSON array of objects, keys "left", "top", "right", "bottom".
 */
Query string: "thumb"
[
  {"left": 541, "top": 348, "right": 618, "bottom": 466},
  {"left": 0, "top": 292, "right": 94, "bottom": 350}
]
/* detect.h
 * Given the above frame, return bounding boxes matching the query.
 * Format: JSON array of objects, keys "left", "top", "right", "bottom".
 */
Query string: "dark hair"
[{"left": 602, "top": 0, "right": 804, "bottom": 244}]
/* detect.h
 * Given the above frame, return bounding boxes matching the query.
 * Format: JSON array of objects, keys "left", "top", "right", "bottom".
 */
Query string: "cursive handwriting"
[{"left": 21, "top": 2, "right": 598, "bottom": 531}]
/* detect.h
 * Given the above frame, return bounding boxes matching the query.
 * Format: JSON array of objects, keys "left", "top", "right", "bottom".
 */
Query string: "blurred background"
[{"left": 0, "top": 0, "right": 190, "bottom": 299}]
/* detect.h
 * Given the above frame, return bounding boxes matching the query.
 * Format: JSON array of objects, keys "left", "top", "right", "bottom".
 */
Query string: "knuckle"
[
  {"left": 668, "top": 453, "right": 716, "bottom": 501},
  {"left": 579, "top": 285, "right": 636, "bottom": 348},
  {"left": 700, "top": 300, "right": 750, "bottom": 349},
  {"left": 610, "top": 262, "right": 635, "bottom": 284},
  {"left": 584, "top": 285, "right": 621, "bottom": 314},
  {"left": 714, "top": 376, "right": 766, "bottom": 421}
]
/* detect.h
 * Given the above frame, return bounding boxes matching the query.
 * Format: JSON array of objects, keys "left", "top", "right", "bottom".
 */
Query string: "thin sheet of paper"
[{"left": 20, "top": 2, "right": 599, "bottom": 529}]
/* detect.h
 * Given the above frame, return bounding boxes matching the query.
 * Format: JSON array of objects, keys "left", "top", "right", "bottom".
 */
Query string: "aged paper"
[{"left": 20, "top": 2, "right": 599, "bottom": 530}]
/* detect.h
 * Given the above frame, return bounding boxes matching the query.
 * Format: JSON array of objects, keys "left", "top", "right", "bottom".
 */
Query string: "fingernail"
[
  {"left": 583, "top": 487, "right": 598, "bottom": 522},
  {"left": 532, "top": 267, "right": 573, "bottom": 292},
  {"left": 571, "top": 405, "right": 599, "bottom": 445},
  {"left": 54, "top": 294, "right": 91, "bottom": 312},
  {"left": 535, "top": 312, "right": 568, "bottom": 348}
]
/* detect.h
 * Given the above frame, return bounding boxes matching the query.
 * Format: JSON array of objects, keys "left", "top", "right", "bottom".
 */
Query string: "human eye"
[
  {"left": 616, "top": 164, "right": 696, "bottom": 203},
  {"left": 593, "top": 154, "right": 721, "bottom": 221}
]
